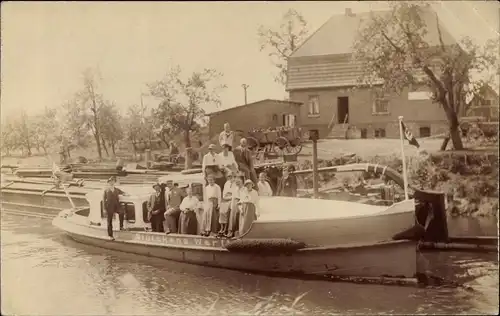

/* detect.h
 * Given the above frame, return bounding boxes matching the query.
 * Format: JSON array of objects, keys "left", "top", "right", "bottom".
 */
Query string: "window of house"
[
  {"left": 419, "top": 126, "right": 431, "bottom": 138},
  {"left": 308, "top": 95, "right": 320, "bottom": 116},
  {"left": 374, "top": 128, "right": 386, "bottom": 138},
  {"left": 272, "top": 114, "right": 278, "bottom": 122},
  {"left": 483, "top": 99, "right": 493, "bottom": 106},
  {"left": 373, "top": 92, "right": 390, "bottom": 115},
  {"left": 282, "top": 114, "right": 296, "bottom": 127}
]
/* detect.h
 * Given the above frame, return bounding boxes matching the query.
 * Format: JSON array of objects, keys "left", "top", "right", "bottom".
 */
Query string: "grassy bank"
[{"left": 287, "top": 149, "right": 498, "bottom": 218}]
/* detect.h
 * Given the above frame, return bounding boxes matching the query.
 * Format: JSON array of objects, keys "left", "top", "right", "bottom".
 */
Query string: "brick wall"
[{"left": 289, "top": 86, "right": 448, "bottom": 139}]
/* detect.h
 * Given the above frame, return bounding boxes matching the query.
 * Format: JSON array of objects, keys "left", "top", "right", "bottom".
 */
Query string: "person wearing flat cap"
[
  {"left": 103, "top": 176, "right": 127, "bottom": 240},
  {"left": 147, "top": 183, "right": 165, "bottom": 232},
  {"left": 237, "top": 179, "right": 260, "bottom": 236},
  {"left": 202, "top": 143, "right": 224, "bottom": 188}
]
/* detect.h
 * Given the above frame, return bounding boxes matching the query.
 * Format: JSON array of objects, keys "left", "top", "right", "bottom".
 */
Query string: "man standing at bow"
[{"left": 103, "top": 176, "right": 126, "bottom": 240}]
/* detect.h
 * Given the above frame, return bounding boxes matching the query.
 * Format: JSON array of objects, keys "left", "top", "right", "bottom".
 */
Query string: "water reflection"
[{"left": 1, "top": 214, "right": 498, "bottom": 315}]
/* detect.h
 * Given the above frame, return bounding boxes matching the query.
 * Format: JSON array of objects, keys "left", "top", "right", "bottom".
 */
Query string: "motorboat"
[{"left": 52, "top": 164, "right": 429, "bottom": 285}]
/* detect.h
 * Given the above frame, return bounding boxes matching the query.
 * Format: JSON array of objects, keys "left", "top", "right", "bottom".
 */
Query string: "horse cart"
[{"left": 243, "top": 126, "right": 304, "bottom": 155}]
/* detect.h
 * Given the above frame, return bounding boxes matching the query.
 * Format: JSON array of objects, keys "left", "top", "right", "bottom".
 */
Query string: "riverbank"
[{"left": 3, "top": 139, "right": 498, "bottom": 218}]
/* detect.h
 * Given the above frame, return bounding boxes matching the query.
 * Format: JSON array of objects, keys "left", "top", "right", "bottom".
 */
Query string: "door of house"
[{"left": 337, "top": 97, "right": 349, "bottom": 124}]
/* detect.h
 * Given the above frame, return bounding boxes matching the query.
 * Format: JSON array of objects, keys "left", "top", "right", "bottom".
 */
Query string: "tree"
[
  {"left": 147, "top": 66, "right": 226, "bottom": 168},
  {"left": 258, "top": 9, "right": 309, "bottom": 86},
  {"left": 352, "top": 2, "right": 499, "bottom": 150},
  {"left": 31, "top": 107, "right": 58, "bottom": 154},
  {"left": 99, "top": 102, "right": 124, "bottom": 156},
  {"left": 58, "top": 99, "right": 89, "bottom": 158},
  {"left": 0, "top": 119, "right": 19, "bottom": 156},
  {"left": 14, "top": 112, "right": 34, "bottom": 156},
  {"left": 75, "top": 68, "right": 105, "bottom": 159},
  {"left": 125, "top": 103, "right": 154, "bottom": 154}
]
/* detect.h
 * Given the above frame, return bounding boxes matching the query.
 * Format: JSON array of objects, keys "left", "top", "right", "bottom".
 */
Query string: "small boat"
[{"left": 52, "top": 166, "right": 429, "bottom": 285}]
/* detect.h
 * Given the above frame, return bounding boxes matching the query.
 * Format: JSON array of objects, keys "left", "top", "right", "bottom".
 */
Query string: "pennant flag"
[{"left": 400, "top": 121, "right": 420, "bottom": 148}]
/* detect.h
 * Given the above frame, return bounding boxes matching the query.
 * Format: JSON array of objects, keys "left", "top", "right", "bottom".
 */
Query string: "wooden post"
[
  {"left": 312, "top": 139, "right": 319, "bottom": 198},
  {"left": 145, "top": 149, "right": 151, "bottom": 170}
]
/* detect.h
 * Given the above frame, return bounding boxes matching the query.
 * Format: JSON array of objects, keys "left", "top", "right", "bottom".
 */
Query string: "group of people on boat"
[{"left": 102, "top": 122, "right": 298, "bottom": 240}]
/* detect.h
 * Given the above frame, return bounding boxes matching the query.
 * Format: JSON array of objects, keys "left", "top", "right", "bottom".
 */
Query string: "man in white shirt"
[
  {"left": 257, "top": 172, "right": 273, "bottom": 197},
  {"left": 179, "top": 186, "right": 201, "bottom": 235},
  {"left": 202, "top": 144, "right": 224, "bottom": 187},
  {"left": 201, "top": 175, "right": 222, "bottom": 236},
  {"left": 219, "top": 123, "right": 234, "bottom": 151}
]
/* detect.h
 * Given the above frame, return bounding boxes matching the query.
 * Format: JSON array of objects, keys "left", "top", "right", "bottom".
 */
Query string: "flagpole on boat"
[
  {"left": 398, "top": 116, "right": 409, "bottom": 200},
  {"left": 309, "top": 129, "right": 320, "bottom": 199}
]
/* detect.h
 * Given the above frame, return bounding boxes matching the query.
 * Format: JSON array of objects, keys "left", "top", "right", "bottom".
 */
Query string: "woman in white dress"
[
  {"left": 218, "top": 172, "right": 235, "bottom": 236},
  {"left": 238, "top": 179, "right": 260, "bottom": 236}
]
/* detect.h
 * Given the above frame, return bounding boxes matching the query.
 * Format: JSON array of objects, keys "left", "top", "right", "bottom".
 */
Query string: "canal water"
[{"left": 1, "top": 213, "right": 498, "bottom": 315}]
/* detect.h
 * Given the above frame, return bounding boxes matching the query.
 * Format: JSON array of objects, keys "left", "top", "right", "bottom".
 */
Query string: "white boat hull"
[{"left": 53, "top": 214, "right": 417, "bottom": 280}]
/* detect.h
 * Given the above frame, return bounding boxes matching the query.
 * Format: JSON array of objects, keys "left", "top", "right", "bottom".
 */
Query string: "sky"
[{"left": 1, "top": 1, "right": 499, "bottom": 120}]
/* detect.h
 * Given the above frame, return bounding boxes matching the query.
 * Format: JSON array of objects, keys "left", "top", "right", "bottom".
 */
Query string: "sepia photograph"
[{"left": 1, "top": 1, "right": 499, "bottom": 315}]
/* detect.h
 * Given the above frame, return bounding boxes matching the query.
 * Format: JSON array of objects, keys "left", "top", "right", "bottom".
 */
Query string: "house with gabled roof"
[{"left": 286, "top": 7, "right": 455, "bottom": 139}]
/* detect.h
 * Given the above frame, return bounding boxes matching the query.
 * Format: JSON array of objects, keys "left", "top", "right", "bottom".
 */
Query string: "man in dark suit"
[
  {"left": 147, "top": 183, "right": 165, "bottom": 232},
  {"left": 103, "top": 176, "right": 126, "bottom": 240},
  {"left": 233, "top": 138, "right": 258, "bottom": 185}
]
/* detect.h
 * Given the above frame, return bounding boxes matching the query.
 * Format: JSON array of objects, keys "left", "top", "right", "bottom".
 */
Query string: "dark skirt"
[{"left": 179, "top": 211, "right": 197, "bottom": 235}]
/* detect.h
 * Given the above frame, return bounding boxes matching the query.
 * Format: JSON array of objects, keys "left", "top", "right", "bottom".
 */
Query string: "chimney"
[{"left": 345, "top": 8, "right": 354, "bottom": 16}]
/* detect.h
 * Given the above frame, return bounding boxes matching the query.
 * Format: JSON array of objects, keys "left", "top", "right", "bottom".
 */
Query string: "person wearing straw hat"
[
  {"left": 147, "top": 183, "right": 165, "bottom": 232},
  {"left": 238, "top": 179, "right": 260, "bottom": 236},
  {"left": 202, "top": 144, "right": 224, "bottom": 187},
  {"left": 226, "top": 172, "right": 244, "bottom": 238},
  {"left": 103, "top": 176, "right": 126, "bottom": 240},
  {"left": 201, "top": 174, "right": 222, "bottom": 236},
  {"left": 178, "top": 185, "right": 200, "bottom": 235}
]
